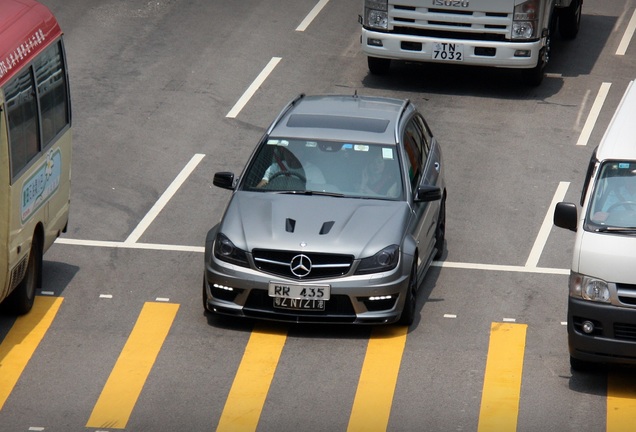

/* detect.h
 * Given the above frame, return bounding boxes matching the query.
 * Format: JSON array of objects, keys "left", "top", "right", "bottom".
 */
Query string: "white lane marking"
[
  {"left": 125, "top": 154, "right": 205, "bottom": 245},
  {"left": 503, "top": 318, "right": 516, "bottom": 323},
  {"left": 443, "top": 314, "right": 457, "bottom": 319},
  {"left": 432, "top": 261, "right": 569, "bottom": 275},
  {"left": 525, "top": 182, "right": 570, "bottom": 268},
  {"left": 296, "top": 0, "right": 330, "bottom": 32},
  {"left": 155, "top": 297, "right": 170, "bottom": 302},
  {"left": 28, "top": 427, "right": 45, "bottom": 431},
  {"left": 40, "top": 291, "right": 54, "bottom": 296},
  {"left": 616, "top": 7, "right": 636, "bottom": 55},
  {"left": 56, "top": 238, "right": 205, "bottom": 253},
  {"left": 576, "top": 82, "right": 611, "bottom": 146},
  {"left": 100, "top": 294, "right": 113, "bottom": 299},
  {"left": 226, "top": 57, "right": 282, "bottom": 118}
]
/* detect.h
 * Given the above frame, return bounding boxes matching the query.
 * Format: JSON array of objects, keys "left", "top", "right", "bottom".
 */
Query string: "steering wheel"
[
  {"left": 268, "top": 170, "right": 306, "bottom": 183},
  {"left": 606, "top": 201, "right": 636, "bottom": 212}
]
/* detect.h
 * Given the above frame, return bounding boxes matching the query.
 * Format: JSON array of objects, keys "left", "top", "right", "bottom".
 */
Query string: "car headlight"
[
  {"left": 355, "top": 245, "right": 400, "bottom": 274},
  {"left": 512, "top": 0, "right": 538, "bottom": 39},
  {"left": 364, "top": 0, "right": 388, "bottom": 30},
  {"left": 569, "top": 272, "right": 611, "bottom": 303},
  {"left": 213, "top": 233, "right": 249, "bottom": 267}
]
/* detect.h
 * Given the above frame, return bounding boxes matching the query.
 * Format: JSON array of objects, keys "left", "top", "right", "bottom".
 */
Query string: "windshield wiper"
[
  {"left": 277, "top": 190, "right": 345, "bottom": 197},
  {"left": 596, "top": 226, "right": 636, "bottom": 233}
]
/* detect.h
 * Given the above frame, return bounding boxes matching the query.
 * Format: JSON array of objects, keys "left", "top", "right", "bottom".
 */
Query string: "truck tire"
[
  {"left": 368, "top": 56, "right": 391, "bottom": 75},
  {"left": 559, "top": 0, "right": 581, "bottom": 40}
]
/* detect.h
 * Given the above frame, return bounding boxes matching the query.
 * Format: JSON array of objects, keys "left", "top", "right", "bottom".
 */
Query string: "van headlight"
[
  {"left": 569, "top": 272, "right": 611, "bottom": 303},
  {"left": 364, "top": 0, "right": 388, "bottom": 30},
  {"left": 512, "top": 0, "right": 539, "bottom": 39}
]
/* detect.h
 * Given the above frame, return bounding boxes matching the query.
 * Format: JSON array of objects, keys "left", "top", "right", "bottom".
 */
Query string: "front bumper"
[
  {"left": 204, "top": 254, "right": 412, "bottom": 325},
  {"left": 361, "top": 28, "right": 542, "bottom": 69},
  {"left": 568, "top": 297, "right": 636, "bottom": 366}
]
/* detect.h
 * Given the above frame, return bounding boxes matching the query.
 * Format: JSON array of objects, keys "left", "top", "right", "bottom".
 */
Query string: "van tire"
[
  {"left": 559, "top": 0, "right": 581, "bottom": 40},
  {"left": 570, "top": 356, "right": 594, "bottom": 372},
  {"left": 4, "top": 235, "right": 41, "bottom": 315},
  {"left": 368, "top": 56, "right": 391, "bottom": 75}
]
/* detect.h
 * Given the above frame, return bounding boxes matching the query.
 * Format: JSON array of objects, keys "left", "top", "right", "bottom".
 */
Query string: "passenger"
[{"left": 359, "top": 152, "right": 399, "bottom": 197}]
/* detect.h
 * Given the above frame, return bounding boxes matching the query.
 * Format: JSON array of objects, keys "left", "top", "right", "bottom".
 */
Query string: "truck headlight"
[
  {"left": 512, "top": 21, "right": 535, "bottom": 39},
  {"left": 512, "top": 0, "right": 539, "bottom": 39},
  {"left": 364, "top": 0, "right": 388, "bottom": 30},
  {"left": 569, "top": 272, "right": 611, "bottom": 303}
]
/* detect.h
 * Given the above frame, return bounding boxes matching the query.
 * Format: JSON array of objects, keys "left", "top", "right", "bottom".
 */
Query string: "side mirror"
[
  {"left": 415, "top": 185, "right": 442, "bottom": 202},
  {"left": 213, "top": 172, "right": 235, "bottom": 190},
  {"left": 554, "top": 202, "right": 578, "bottom": 232}
]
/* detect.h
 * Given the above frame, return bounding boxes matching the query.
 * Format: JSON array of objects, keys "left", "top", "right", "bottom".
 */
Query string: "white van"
[{"left": 554, "top": 80, "right": 636, "bottom": 371}]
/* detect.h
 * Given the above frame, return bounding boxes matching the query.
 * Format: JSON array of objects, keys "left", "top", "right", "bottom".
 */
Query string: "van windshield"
[{"left": 586, "top": 161, "right": 636, "bottom": 231}]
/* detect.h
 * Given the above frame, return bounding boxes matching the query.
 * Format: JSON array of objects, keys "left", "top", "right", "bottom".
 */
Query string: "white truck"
[{"left": 359, "top": 0, "right": 582, "bottom": 85}]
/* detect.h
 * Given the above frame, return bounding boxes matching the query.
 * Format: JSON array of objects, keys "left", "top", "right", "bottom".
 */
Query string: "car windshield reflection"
[{"left": 241, "top": 138, "right": 403, "bottom": 199}]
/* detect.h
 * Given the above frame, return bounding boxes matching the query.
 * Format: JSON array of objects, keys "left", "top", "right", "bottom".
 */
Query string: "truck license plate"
[{"left": 432, "top": 42, "right": 464, "bottom": 61}]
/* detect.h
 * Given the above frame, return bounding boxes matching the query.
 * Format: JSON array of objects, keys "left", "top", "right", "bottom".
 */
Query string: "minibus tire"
[{"left": 5, "top": 235, "right": 40, "bottom": 315}]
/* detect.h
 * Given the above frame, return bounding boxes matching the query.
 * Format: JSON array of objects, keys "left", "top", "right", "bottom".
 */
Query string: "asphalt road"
[{"left": 1, "top": 0, "right": 636, "bottom": 431}]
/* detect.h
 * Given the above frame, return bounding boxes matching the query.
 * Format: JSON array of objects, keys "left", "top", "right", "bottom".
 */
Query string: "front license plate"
[
  {"left": 432, "top": 42, "right": 464, "bottom": 61},
  {"left": 273, "top": 297, "right": 326, "bottom": 311},
  {"left": 268, "top": 282, "right": 331, "bottom": 300}
]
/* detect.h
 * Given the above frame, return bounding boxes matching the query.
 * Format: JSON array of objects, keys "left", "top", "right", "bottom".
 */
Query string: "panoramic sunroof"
[{"left": 287, "top": 114, "right": 389, "bottom": 133}]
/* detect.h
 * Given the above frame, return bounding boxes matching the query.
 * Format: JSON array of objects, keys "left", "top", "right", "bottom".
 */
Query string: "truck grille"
[
  {"left": 390, "top": 4, "right": 511, "bottom": 40},
  {"left": 252, "top": 249, "right": 353, "bottom": 280}
]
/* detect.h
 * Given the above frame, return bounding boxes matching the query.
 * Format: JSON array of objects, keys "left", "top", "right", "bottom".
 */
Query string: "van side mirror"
[
  {"left": 213, "top": 172, "right": 235, "bottom": 190},
  {"left": 554, "top": 202, "right": 578, "bottom": 232},
  {"left": 414, "top": 185, "right": 442, "bottom": 202}
]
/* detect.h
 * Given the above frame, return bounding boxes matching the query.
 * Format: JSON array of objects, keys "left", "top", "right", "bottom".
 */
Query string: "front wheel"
[
  {"left": 368, "top": 56, "right": 391, "bottom": 75},
  {"left": 398, "top": 262, "right": 417, "bottom": 326}
]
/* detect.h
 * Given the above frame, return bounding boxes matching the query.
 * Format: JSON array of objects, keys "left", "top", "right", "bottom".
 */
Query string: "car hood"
[
  {"left": 576, "top": 230, "right": 636, "bottom": 283},
  {"left": 219, "top": 192, "right": 411, "bottom": 258}
]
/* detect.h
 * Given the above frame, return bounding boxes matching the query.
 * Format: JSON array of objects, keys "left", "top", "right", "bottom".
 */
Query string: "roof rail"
[
  {"left": 395, "top": 99, "right": 411, "bottom": 143},
  {"left": 266, "top": 93, "right": 306, "bottom": 135}
]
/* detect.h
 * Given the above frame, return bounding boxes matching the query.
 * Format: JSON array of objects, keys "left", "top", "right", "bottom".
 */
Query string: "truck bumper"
[{"left": 361, "top": 28, "right": 542, "bottom": 69}]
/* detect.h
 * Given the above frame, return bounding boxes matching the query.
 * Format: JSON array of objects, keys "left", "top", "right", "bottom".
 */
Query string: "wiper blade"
[
  {"left": 596, "top": 226, "right": 636, "bottom": 233},
  {"left": 278, "top": 190, "right": 345, "bottom": 197}
]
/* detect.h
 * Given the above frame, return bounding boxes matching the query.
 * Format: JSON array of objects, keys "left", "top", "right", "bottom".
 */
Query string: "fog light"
[
  {"left": 582, "top": 320, "right": 595, "bottom": 334},
  {"left": 514, "top": 49, "right": 531, "bottom": 57},
  {"left": 367, "top": 38, "right": 383, "bottom": 47},
  {"left": 368, "top": 295, "right": 392, "bottom": 301},
  {"left": 213, "top": 283, "right": 234, "bottom": 291}
]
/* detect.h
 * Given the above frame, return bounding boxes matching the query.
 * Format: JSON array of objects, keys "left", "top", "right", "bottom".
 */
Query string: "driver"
[{"left": 257, "top": 144, "right": 325, "bottom": 188}]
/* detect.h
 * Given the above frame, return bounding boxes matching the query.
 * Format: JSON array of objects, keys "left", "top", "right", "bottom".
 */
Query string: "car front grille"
[{"left": 252, "top": 249, "right": 354, "bottom": 280}]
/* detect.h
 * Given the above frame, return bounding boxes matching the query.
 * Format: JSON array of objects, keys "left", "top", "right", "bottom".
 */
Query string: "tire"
[
  {"left": 368, "top": 56, "right": 391, "bottom": 75},
  {"left": 434, "top": 198, "right": 446, "bottom": 260},
  {"left": 522, "top": 47, "right": 547, "bottom": 86},
  {"left": 398, "top": 262, "right": 417, "bottom": 326},
  {"left": 570, "top": 356, "right": 595, "bottom": 372},
  {"left": 5, "top": 235, "right": 41, "bottom": 315},
  {"left": 559, "top": 0, "right": 581, "bottom": 40}
]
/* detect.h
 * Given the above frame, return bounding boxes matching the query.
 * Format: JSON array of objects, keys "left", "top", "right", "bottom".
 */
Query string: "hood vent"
[
  {"left": 286, "top": 218, "right": 296, "bottom": 233},
  {"left": 319, "top": 221, "right": 335, "bottom": 235}
]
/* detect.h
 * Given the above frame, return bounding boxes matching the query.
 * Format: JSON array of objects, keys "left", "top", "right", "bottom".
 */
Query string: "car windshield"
[
  {"left": 586, "top": 161, "right": 636, "bottom": 231},
  {"left": 240, "top": 138, "right": 403, "bottom": 199}
]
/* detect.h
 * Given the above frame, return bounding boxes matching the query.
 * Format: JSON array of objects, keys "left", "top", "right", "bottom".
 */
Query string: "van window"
[{"left": 586, "top": 161, "right": 636, "bottom": 230}]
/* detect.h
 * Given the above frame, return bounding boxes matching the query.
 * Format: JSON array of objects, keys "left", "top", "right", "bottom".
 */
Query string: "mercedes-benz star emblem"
[{"left": 290, "top": 254, "right": 312, "bottom": 278}]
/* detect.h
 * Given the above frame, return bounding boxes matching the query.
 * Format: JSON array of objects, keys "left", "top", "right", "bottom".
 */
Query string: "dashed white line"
[
  {"left": 125, "top": 154, "right": 205, "bottom": 245},
  {"left": 226, "top": 57, "right": 282, "bottom": 118},
  {"left": 616, "top": 7, "right": 636, "bottom": 55},
  {"left": 525, "top": 181, "right": 570, "bottom": 268},
  {"left": 576, "top": 82, "right": 611, "bottom": 146},
  {"left": 100, "top": 294, "right": 113, "bottom": 299},
  {"left": 296, "top": 0, "right": 330, "bottom": 32},
  {"left": 503, "top": 318, "right": 516, "bottom": 323},
  {"left": 443, "top": 314, "right": 457, "bottom": 319}
]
